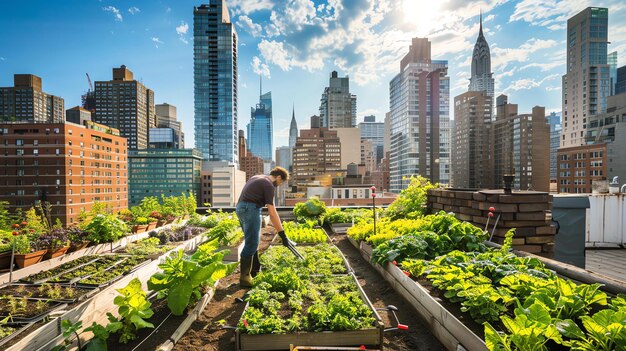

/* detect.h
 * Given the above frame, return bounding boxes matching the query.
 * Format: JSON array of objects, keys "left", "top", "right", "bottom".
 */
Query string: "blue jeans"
[{"left": 236, "top": 201, "right": 262, "bottom": 258}]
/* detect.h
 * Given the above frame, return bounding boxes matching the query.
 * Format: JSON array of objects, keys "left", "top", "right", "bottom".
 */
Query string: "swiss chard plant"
[
  {"left": 105, "top": 278, "right": 154, "bottom": 344},
  {"left": 148, "top": 241, "right": 237, "bottom": 315}
]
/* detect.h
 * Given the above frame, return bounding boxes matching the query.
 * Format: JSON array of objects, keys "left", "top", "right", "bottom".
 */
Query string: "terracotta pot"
[
  {"left": 147, "top": 221, "right": 157, "bottom": 230},
  {"left": 132, "top": 224, "right": 148, "bottom": 234},
  {"left": 0, "top": 251, "right": 12, "bottom": 270},
  {"left": 14, "top": 249, "right": 48, "bottom": 268},
  {"left": 44, "top": 245, "right": 71, "bottom": 259},
  {"left": 68, "top": 241, "right": 90, "bottom": 253}
]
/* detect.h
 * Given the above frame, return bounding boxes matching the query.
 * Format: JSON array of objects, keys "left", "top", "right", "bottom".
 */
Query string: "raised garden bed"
[
  {"left": 19, "top": 255, "right": 102, "bottom": 284},
  {"left": 45, "top": 255, "right": 125, "bottom": 284},
  {"left": 0, "top": 297, "right": 67, "bottom": 325},
  {"left": 0, "top": 284, "right": 98, "bottom": 304}
]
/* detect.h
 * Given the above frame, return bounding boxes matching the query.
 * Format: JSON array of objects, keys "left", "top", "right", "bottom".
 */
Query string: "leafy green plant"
[
  {"left": 85, "top": 214, "right": 128, "bottom": 243},
  {"left": 383, "top": 175, "right": 436, "bottom": 220},
  {"left": 12, "top": 234, "right": 33, "bottom": 254},
  {"left": 106, "top": 278, "right": 154, "bottom": 344},
  {"left": 148, "top": 243, "right": 237, "bottom": 315},
  {"left": 0, "top": 315, "right": 15, "bottom": 341},
  {"left": 51, "top": 319, "right": 109, "bottom": 351},
  {"left": 559, "top": 308, "right": 626, "bottom": 350},
  {"left": 282, "top": 221, "right": 327, "bottom": 243},
  {"left": 293, "top": 197, "right": 327, "bottom": 223}
]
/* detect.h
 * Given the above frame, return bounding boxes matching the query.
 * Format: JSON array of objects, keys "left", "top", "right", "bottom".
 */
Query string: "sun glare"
[{"left": 402, "top": 0, "right": 443, "bottom": 35}]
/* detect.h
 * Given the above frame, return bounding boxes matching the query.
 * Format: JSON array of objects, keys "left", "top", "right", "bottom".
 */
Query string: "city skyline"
[{"left": 1, "top": 1, "right": 626, "bottom": 152}]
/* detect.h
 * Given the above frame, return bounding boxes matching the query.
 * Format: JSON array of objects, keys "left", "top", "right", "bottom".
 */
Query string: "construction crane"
[{"left": 85, "top": 73, "right": 93, "bottom": 92}]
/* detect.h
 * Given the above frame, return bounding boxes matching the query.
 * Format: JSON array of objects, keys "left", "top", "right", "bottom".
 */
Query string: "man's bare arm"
[{"left": 266, "top": 204, "right": 283, "bottom": 232}]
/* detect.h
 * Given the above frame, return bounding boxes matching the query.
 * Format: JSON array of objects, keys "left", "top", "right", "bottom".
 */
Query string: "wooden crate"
[{"left": 235, "top": 273, "right": 384, "bottom": 351}]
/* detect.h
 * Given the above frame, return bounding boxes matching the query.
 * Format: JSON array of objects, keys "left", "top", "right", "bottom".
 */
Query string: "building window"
[
  {"left": 33, "top": 149, "right": 38, "bottom": 156},
  {"left": 16, "top": 139, "right": 24, "bottom": 146},
  {"left": 16, "top": 149, "right": 24, "bottom": 156}
]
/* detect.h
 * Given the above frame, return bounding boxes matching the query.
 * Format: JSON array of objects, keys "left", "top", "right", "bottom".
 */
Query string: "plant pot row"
[
  {"left": 0, "top": 242, "right": 91, "bottom": 271},
  {"left": 131, "top": 215, "right": 187, "bottom": 234}
]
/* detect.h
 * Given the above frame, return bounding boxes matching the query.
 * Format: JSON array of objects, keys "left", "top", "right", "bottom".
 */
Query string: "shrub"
[
  {"left": 384, "top": 175, "right": 436, "bottom": 220},
  {"left": 85, "top": 214, "right": 128, "bottom": 244},
  {"left": 293, "top": 197, "right": 327, "bottom": 223}
]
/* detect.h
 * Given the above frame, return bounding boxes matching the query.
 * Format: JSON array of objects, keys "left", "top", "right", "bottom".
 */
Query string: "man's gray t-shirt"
[{"left": 238, "top": 175, "right": 275, "bottom": 208}]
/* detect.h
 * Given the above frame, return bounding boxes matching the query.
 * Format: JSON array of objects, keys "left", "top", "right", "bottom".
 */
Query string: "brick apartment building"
[
  {"left": 0, "top": 121, "right": 128, "bottom": 225},
  {"left": 557, "top": 143, "right": 607, "bottom": 193}
]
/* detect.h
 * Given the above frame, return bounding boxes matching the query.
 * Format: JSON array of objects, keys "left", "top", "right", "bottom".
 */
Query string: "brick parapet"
[{"left": 427, "top": 188, "right": 555, "bottom": 257}]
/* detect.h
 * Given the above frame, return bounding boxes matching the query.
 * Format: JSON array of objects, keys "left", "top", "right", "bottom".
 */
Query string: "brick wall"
[{"left": 427, "top": 189, "right": 556, "bottom": 257}]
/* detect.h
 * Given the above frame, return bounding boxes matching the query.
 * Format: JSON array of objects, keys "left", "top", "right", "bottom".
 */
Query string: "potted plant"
[
  {"left": 40, "top": 228, "right": 71, "bottom": 259},
  {"left": 117, "top": 209, "right": 134, "bottom": 224},
  {"left": 0, "top": 230, "right": 13, "bottom": 269},
  {"left": 13, "top": 233, "right": 47, "bottom": 268},
  {"left": 67, "top": 226, "right": 90, "bottom": 252},
  {"left": 149, "top": 211, "right": 164, "bottom": 227},
  {"left": 85, "top": 214, "right": 128, "bottom": 244},
  {"left": 131, "top": 217, "right": 149, "bottom": 234}
]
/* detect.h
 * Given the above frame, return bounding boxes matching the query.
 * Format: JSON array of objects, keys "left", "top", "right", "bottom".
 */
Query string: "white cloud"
[
  {"left": 230, "top": 0, "right": 274, "bottom": 15},
  {"left": 237, "top": 15, "right": 263, "bottom": 37},
  {"left": 176, "top": 21, "right": 189, "bottom": 44},
  {"left": 128, "top": 7, "right": 140, "bottom": 15},
  {"left": 103, "top": 6, "right": 123, "bottom": 22},
  {"left": 0, "top": 57, "right": 5, "bottom": 61},
  {"left": 252, "top": 56, "right": 271, "bottom": 78},
  {"left": 506, "top": 73, "right": 560, "bottom": 91},
  {"left": 166, "top": 7, "right": 171, "bottom": 14},
  {"left": 152, "top": 37, "right": 164, "bottom": 48},
  {"left": 492, "top": 38, "right": 558, "bottom": 71}
]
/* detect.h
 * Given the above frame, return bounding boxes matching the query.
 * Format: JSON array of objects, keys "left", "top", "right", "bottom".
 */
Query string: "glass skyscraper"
[
  {"left": 247, "top": 90, "right": 273, "bottom": 161},
  {"left": 193, "top": 1, "right": 238, "bottom": 163},
  {"left": 388, "top": 38, "right": 450, "bottom": 192}
]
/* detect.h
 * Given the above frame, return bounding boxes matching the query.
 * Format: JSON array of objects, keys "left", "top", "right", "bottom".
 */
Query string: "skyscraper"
[
  {"left": 94, "top": 65, "right": 155, "bottom": 150},
  {"left": 319, "top": 71, "right": 357, "bottom": 128},
  {"left": 388, "top": 38, "right": 450, "bottom": 192},
  {"left": 468, "top": 13, "right": 494, "bottom": 101},
  {"left": 617, "top": 65, "right": 626, "bottom": 95},
  {"left": 0, "top": 74, "right": 64, "bottom": 123},
  {"left": 289, "top": 106, "right": 298, "bottom": 148},
  {"left": 194, "top": 1, "right": 238, "bottom": 163},
  {"left": 247, "top": 87, "right": 273, "bottom": 161},
  {"left": 548, "top": 112, "right": 562, "bottom": 182},
  {"left": 608, "top": 51, "right": 618, "bottom": 95},
  {"left": 561, "top": 7, "right": 610, "bottom": 147},
  {"left": 154, "top": 103, "right": 185, "bottom": 149},
  {"left": 452, "top": 15, "right": 494, "bottom": 189},
  {"left": 358, "top": 115, "right": 385, "bottom": 164}
]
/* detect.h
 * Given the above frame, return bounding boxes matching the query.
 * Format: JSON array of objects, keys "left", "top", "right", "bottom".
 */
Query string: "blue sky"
[{"left": 1, "top": 0, "right": 625, "bottom": 151}]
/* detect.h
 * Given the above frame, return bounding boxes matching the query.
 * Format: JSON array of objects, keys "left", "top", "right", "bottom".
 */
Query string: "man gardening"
[{"left": 236, "top": 166, "right": 299, "bottom": 287}]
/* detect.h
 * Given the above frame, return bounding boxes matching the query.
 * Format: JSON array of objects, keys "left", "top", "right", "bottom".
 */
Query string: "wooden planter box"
[
  {"left": 147, "top": 222, "right": 158, "bottom": 230},
  {"left": 68, "top": 241, "right": 90, "bottom": 253},
  {"left": 132, "top": 224, "right": 149, "bottom": 234},
  {"left": 7, "top": 230, "right": 211, "bottom": 351},
  {"left": 43, "top": 245, "right": 70, "bottom": 260},
  {"left": 235, "top": 273, "right": 384, "bottom": 351},
  {"left": 355, "top": 240, "right": 486, "bottom": 351},
  {"left": 0, "top": 251, "right": 12, "bottom": 270},
  {"left": 14, "top": 249, "right": 48, "bottom": 269}
]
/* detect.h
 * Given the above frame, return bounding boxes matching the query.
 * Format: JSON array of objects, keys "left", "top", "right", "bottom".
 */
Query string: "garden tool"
[{"left": 278, "top": 230, "right": 305, "bottom": 260}]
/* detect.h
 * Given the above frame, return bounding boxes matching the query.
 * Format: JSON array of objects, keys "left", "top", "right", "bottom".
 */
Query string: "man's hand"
[{"left": 278, "top": 230, "right": 304, "bottom": 260}]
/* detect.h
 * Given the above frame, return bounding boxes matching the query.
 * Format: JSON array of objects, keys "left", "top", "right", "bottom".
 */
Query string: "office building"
[
  {"left": 319, "top": 71, "right": 357, "bottom": 128},
  {"left": 155, "top": 103, "right": 184, "bottom": 149},
  {"left": 493, "top": 95, "right": 550, "bottom": 191},
  {"left": 276, "top": 146, "right": 291, "bottom": 171},
  {"left": 617, "top": 66, "right": 626, "bottom": 95},
  {"left": 200, "top": 165, "right": 245, "bottom": 207},
  {"left": 609, "top": 51, "right": 618, "bottom": 95},
  {"left": 128, "top": 149, "right": 202, "bottom": 207},
  {"left": 238, "top": 130, "right": 264, "bottom": 181},
  {"left": 358, "top": 115, "right": 384, "bottom": 164},
  {"left": 292, "top": 116, "right": 342, "bottom": 190},
  {"left": 193, "top": 1, "right": 238, "bottom": 162},
  {"left": 388, "top": 38, "right": 451, "bottom": 192},
  {"left": 0, "top": 74, "right": 64, "bottom": 123},
  {"left": 247, "top": 90, "right": 273, "bottom": 161},
  {"left": 561, "top": 7, "right": 610, "bottom": 147},
  {"left": 548, "top": 112, "right": 562, "bottom": 181},
  {"left": 66, "top": 106, "right": 92, "bottom": 125},
  {"left": 0, "top": 120, "right": 127, "bottom": 225},
  {"left": 94, "top": 65, "right": 156, "bottom": 150},
  {"left": 335, "top": 128, "right": 361, "bottom": 169},
  {"left": 557, "top": 144, "right": 607, "bottom": 194},
  {"left": 452, "top": 91, "right": 493, "bottom": 189}
]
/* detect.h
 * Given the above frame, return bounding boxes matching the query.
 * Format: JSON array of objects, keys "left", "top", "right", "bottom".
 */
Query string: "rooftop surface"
[{"left": 586, "top": 249, "right": 626, "bottom": 282}]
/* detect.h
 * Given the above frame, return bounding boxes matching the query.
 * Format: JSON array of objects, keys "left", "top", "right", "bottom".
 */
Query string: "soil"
[
  {"left": 0, "top": 284, "right": 95, "bottom": 302},
  {"left": 173, "top": 228, "right": 445, "bottom": 351}
]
